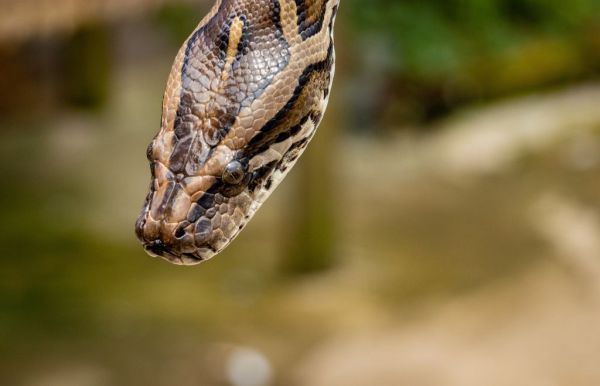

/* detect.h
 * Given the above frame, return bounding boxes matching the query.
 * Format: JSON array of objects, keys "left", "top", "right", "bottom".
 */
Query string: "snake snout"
[
  {"left": 135, "top": 187, "right": 217, "bottom": 265},
  {"left": 142, "top": 238, "right": 205, "bottom": 266}
]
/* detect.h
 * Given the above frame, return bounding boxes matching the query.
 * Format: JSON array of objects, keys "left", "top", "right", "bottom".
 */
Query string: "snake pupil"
[{"left": 222, "top": 160, "right": 246, "bottom": 185}]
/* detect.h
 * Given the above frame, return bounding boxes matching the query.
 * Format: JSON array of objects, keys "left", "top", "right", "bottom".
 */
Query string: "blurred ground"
[
  {"left": 296, "top": 261, "right": 600, "bottom": 386},
  {"left": 2, "top": 75, "right": 599, "bottom": 385},
  {"left": 0, "top": 1, "right": 599, "bottom": 385},
  {"left": 295, "top": 85, "right": 600, "bottom": 386}
]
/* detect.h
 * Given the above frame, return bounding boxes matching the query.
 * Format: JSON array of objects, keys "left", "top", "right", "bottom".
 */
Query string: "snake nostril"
[{"left": 174, "top": 226, "right": 186, "bottom": 239}]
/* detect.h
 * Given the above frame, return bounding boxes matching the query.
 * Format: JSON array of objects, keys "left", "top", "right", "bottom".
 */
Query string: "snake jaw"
[
  {"left": 144, "top": 239, "right": 209, "bottom": 266},
  {"left": 137, "top": 218, "right": 216, "bottom": 266}
]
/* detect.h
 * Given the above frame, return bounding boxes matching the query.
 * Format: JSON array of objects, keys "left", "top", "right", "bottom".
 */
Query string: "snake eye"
[{"left": 222, "top": 160, "right": 245, "bottom": 185}]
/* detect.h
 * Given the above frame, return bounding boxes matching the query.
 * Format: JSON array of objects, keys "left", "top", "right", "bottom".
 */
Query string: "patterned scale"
[{"left": 136, "top": 0, "right": 339, "bottom": 265}]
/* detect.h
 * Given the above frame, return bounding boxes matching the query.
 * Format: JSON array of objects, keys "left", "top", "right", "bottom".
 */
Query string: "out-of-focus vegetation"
[
  {"left": 345, "top": 0, "right": 600, "bottom": 125},
  {"left": 1, "top": 1, "right": 600, "bottom": 385}
]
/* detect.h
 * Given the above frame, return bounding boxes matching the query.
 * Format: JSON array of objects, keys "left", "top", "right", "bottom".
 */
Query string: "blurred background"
[{"left": 1, "top": 0, "right": 600, "bottom": 385}]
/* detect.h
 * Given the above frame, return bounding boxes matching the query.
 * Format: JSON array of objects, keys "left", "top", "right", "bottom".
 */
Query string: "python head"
[{"left": 135, "top": 0, "right": 339, "bottom": 264}]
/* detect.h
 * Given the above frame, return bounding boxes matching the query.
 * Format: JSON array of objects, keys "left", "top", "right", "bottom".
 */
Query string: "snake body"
[{"left": 135, "top": 0, "right": 339, "bottom": 265}]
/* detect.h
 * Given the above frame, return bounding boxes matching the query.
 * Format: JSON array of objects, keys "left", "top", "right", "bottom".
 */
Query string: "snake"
[{"left": 135, "top": 0, "right": 340, "bottom": 265}]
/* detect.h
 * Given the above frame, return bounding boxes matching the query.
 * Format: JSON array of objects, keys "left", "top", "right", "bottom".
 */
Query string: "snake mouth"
[{"left": 143, "top": 240, "right": 204, "bottom": 266}]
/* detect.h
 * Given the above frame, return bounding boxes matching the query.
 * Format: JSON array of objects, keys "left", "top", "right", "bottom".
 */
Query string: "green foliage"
[
  {"left": 346, "top": 0, "right": 600, "bottom": 80},
  {"left": 342, "top": 0, "right": 599, "bottom": 125},
  {"left": 156, "top": 3, "right": 209, "bottom": 43}
]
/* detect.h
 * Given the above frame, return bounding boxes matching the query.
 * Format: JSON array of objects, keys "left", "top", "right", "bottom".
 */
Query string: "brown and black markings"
[
  {"left": 136, "top": 0, "right": 340, "bottom": 264},
  {"left": 243, "top": 41, "right": 333, "bottom": 156},
  {"left": 168, "top": 0, "right": 291, "bottom": 175},
  {"left": 295, "top": 0, "right": 329, "bottom": 40}
]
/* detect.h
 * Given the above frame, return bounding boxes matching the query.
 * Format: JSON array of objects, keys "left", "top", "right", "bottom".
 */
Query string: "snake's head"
[
  {"left": 135, "top": 131, "right": 285, "bottom": 265},
  {"left": 135, "top": 0, "right": 337, "bottom": 265},
  {"left": 134, "top": 97, "right": 320, "bottom": 265},
  {"left": 134, "top": 95, "right": 319, "bottom": 265}
]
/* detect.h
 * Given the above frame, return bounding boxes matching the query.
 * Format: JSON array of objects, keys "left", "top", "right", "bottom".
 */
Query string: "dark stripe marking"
[
  {"left": 295, "top": 0, "right": 329, "bottom": 41},
  {"left": 248, "top": 160, "right": 279, "bottom": 192},
  {"left": 243, "top": 41, "right": 334, "bottom": 158}
]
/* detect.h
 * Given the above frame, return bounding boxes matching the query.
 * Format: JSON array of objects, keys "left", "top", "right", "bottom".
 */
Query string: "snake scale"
[{"left": 135, "top": 0, "right": 339, "bottom": 265}]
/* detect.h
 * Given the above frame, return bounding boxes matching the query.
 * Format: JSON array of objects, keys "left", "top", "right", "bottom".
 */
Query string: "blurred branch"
[{"left": 0, "top": 0, "right": 209, "bottom": 44}]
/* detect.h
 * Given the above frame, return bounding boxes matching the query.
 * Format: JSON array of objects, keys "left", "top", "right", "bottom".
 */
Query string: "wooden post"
[{"left": 281, "top": 93, "right": 342, "bottom": 275}]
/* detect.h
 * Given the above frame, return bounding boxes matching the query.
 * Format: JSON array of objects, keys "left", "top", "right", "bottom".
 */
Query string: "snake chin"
[{"left": 143, "top": 240, "right": 210, "bottom": 266}]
